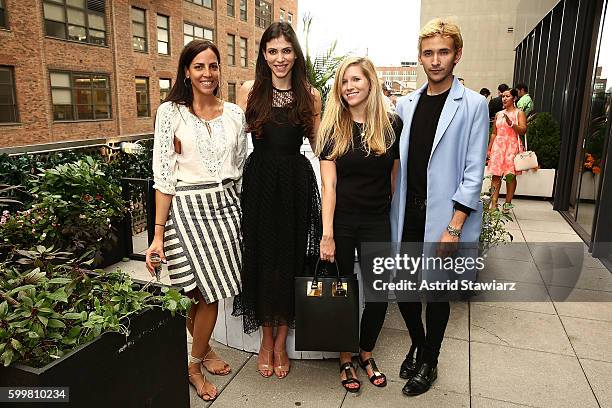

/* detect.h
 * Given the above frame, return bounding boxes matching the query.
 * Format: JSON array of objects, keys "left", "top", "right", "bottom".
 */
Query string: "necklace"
[{"left": 355, "top": 122, "right": 365, "bottom": 137}]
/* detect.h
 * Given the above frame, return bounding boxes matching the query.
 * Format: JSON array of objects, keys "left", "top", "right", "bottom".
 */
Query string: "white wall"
[{"left": 514, "top": 0, "right": 563, "bottom": 47}]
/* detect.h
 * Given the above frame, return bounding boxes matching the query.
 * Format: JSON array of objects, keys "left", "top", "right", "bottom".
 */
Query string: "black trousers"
[
  {"left": 334, "top": 211, "right": 389, "bottom": 352},
  {"left": 398, "top": 206, "right": 450, "bottom": 366}
]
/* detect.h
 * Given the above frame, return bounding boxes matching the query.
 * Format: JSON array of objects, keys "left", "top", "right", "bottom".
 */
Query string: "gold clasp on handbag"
[
  {"left": 307, "top": 280, "right": 323, "bottom": 297},
  {"left": 332, "top": 281, "right": 348, "bottom": 297}
]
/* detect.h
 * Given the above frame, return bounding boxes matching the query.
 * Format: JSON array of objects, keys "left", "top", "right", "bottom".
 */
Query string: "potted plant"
[{"left": 0, "top": 246, "right": 191, "bottom": 408}]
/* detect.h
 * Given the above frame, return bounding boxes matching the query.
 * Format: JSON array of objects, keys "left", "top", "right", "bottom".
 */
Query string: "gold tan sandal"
[
  {"left": 201, "top": 346, "right": 231, "bottom": 376},
  {"left": 257, "top": 346, "right": 274, "bottom": 378},
  {"left": 273, "top": 349, "right": 291, "bottom": 379},
  {"left": 188, "top": 355, "right": 217, "bottom": 401}
]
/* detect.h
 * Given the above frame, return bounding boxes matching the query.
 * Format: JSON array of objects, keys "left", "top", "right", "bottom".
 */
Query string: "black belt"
[{"left": 406, "top": 195, "right": 427, "bottom": 210}]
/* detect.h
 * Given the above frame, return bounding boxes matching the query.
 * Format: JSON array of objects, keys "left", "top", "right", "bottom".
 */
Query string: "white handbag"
[{"left": 514, "top": 129, "right": 538, "bottom": 171}]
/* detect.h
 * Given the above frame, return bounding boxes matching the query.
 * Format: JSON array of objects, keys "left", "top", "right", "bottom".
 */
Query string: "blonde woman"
[{"left": 316, "top": 56, "right": 402, "bottom": 393}]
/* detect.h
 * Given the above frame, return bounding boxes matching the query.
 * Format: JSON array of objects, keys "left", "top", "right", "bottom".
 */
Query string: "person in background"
[
  {"left": 146, "top": 40, "right": 247, "bottom": 402},
  {"left": 489, "top": 83, "right": 509, "bottom": 120},
  {"left": 317, "top": 56, "right": 402, "bottom": 393},
  {"left": 382, "top": 83, "right": 396, "bottom": 113},
  {"left": 232, "top": 22, "right": 322, "bottom": 380},
  {"left": 487, "top": 88, "right": 528, "bottom": 213},
  {"left": 516, "top": 83, "right": 534, "bottom": 117},
  {"left": 458, "top": 77, "right": 465, "bottom": 85},
  {"left": 479, "top": 87, "right": 491, "bottom": 101}
]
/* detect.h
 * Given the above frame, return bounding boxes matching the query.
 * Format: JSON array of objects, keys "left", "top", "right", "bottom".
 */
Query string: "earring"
[{"left": 183, "top": 77, "right": 191, "bottom": 87}]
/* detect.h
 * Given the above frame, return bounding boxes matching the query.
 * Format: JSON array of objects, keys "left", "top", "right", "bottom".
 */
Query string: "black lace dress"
[{"left": 233, "top": 88, "right": 321, "bottom": 334}]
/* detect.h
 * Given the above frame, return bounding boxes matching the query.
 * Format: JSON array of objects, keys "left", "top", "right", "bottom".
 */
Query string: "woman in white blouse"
[{"left": 145, "top": 40, "right": 247, "bottom": 402}]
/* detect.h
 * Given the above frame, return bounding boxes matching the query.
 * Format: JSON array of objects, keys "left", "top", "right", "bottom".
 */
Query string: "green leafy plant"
[
  {"left": 0, "top": 157, "right": 126, "bottom": 260},
  {"left": 302, "top": 13, "right": 347, "bottom": 112},
  {"left": 0, "top": 246, "right": 191, "bottom": 368},
  {"left": 480, "top": 176, "right": 514, "bottom": 252},
  {"left": 525, "top": 112, "right": 561, "bottom": 169}
]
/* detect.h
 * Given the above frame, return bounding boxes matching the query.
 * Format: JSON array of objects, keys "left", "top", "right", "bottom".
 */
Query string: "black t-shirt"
[
  {"left": 489, "top": 96, "right": 503, "bottom": 120},
  {"left": 321, "top": 115, "right": 403, "bottom": 215},
  {"left": 406, "top": 89, "right": 450, "bottom": 199}
]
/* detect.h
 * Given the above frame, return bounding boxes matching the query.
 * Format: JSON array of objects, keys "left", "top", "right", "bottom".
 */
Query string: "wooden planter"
[{"left": 0, "top": 307, "right": 189, "bottom": 408}]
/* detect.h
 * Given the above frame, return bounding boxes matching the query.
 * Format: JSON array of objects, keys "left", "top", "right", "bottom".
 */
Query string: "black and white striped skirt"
[{"left": 164, "top": 180, "right": 242, "bottom": 303}]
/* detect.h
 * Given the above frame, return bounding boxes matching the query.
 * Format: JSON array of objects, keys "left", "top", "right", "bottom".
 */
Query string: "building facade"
[
  {"left": 418, "top": 0, "right": 519, "bottom": 94},
  {"left": 514, "top": 0, "right": 612, "bottom": 265},
  {"left": 0, "top": 0, "right": 297, "bottom": 148},
  {"left": 376, "top": 63, "right": 417, "bottom": 95}
]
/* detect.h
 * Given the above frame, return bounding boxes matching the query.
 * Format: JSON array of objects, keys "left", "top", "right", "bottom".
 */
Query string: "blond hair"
[
  {"left": 418, "top": 18, "right": 463, "bottom": 54},
  {"left": 316, "top": 57, "right": 394, "bottom": 160}
]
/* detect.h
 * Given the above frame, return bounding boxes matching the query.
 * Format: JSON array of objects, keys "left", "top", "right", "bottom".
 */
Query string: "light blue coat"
[{"left": 390, "top": 78, "right": 489, "bottom": 244}]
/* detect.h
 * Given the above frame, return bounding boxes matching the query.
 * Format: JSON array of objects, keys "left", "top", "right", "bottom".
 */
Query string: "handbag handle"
[
  {"left": 513, "top": 110, "right": 527, "bottom": 151},
  {"left": 311, "top": 258, "right": 343, "bottom": 290}
]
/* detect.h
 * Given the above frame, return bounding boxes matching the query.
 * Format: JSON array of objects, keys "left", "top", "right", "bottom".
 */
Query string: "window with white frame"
[
  {"left": 131, "top": 7, "right": 147, "bottom": 52},
  {"left": 43, "top": 0, "right": 106, "bottom": 45},
  {"left": 50, "top": 71, "right": 111, "bottom": 121},
  {"left": 184, "top": 22, "right": 213, "bottom": 45},
  {"left": 157, "top": 14, "right": 169, "bottom": 55}
]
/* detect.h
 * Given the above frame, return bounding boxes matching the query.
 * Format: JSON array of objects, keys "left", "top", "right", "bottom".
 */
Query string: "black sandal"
[
  {"left": 359, "top": 357, "right": 387, "bottom": 387},
  {"left": 340, "top": 361, "right": 361, "bottom": 393}
]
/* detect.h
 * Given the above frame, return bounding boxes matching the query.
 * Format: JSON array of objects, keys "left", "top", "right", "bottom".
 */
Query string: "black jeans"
[
  {"left": 398, "top": 206, "right": 450, "bottom": 366},
  {"left": 334, "top": 211, "right": 389, "bottom": 352}
]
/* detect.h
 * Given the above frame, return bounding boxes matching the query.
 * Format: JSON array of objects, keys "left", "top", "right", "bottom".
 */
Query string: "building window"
[
  {"left": 42, "top": 0, "right": 106, "bottom": 45},
  {"left": 280, "top": 8, "right": 285, "bottom": 22},
  {"left": 0, "top": 66, "right": 18, "bottom": 123},
  {"left": 239, "top": 0, "right": 247, "bottom": 21},
  {"left": 50, "top": 71, "right": 111, "bottom": 121},
  {"left": 157, "top": 14, "right": 169, "bottom": 55},
  {"left": 240, "top": 37, "right": 247, "bottom": 67},
  {"left": 135, "top": 77, "right": 150, "bottom": 117},
  {"left": 227, "top": 34, "right": 236, "bottom": 65},
  {"left": 255, "top": 0, "right": 271, "bottom": 29},
  {"left": 227, "top": 0, "right": 234, "bottom": 17},
  {"left": 288, "top": 12, "right": 293, "bottom": 25},
  {"left": 0, "top": 0, "right": 7, "bottom": 29},
  {"left": 228, "top": 82, "right": 236, "bottom": 103},
  {"left": 184, "top": 22, "right": 213, "bottom": 45},
  {"left": 159, "top": 78, "right": 171, "bottom": 103},
  {"left": 131, "top": 7, "right": 147, "bottom": 52},
  {"left": 185, "top": 0, "right": 212, "bottom": 9}
]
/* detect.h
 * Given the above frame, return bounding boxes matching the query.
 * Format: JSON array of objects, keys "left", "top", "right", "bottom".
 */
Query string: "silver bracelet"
[{"left": 446, "top": 225, "right": 462, "bottom": 237}]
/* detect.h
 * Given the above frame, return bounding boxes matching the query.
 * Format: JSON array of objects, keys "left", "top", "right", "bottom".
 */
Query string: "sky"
[{"left": 296, "top": 0, "right": 421, "bottom": 67}]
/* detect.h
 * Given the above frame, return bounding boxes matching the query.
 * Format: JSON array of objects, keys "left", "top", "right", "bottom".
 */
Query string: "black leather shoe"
[
  {"left": 402, "top": 362, "right": 437, "bottom": 396},
  {"left": 399, "top": 345, "right": 422, "bottom": 380}
]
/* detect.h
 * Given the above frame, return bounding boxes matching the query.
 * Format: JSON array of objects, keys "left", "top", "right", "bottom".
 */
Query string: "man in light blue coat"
[{"left": 390, "top": 18, "right": 489, "bottom": 396}]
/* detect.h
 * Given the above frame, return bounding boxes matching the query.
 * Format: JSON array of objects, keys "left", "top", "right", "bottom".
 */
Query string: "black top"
[
  {"left": 406, "top": 89, "right": 450, "bottom": 199},
  {"left": 404, "top": 89, "right": 472, "bottom": 225},
  {"left": 320, "top": 116, "right": 403, "bottom": 215},
  {"left": 489, "top": 96, "right": 503, "bottom": 120}
]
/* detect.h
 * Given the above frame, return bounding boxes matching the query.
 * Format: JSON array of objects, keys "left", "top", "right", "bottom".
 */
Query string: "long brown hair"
[{"left": 245, "top": 22, "right": 315, "bottom": 139}]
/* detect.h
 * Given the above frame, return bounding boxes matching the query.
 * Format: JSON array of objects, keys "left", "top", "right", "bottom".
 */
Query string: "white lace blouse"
[{"left": 152, "top": 101, "right": 248, "bottom": 195}]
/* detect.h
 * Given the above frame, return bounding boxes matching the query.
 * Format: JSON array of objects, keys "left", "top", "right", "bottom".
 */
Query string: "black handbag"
[{"left": 294, "top": 259, "right": 360, "bottom": 352}]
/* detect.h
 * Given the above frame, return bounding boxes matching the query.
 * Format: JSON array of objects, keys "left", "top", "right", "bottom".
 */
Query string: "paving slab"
[
  {"left": 470, "top": 304, "right": 574, "bottom": 355},
  {"left": 471, "top": 396, "right": 543, "bottom": 407},
  {"left": 549, "top": 286, "right": 612, "bottom": 321},
  {"left": 561, "top": 316, "right": 612, "bottom": 362},
  {"left": 522, "top": 230, "right": 583, "bottom": 243},
  {"left": 484, "top": 243, "right": 532, "bottom": 262},
  {"left": 518, "top": 219, "right": 576, "bottom": 234},
  {"left": 471, "top": 342, "right": 598, "bottom": 408},
  {"left": 382, "top": 302, "right": 468, "bottom": 341},
  {"left": 341, "top": 380, "right": 469, "bottom": 407},
  {"left": 480, "top": 258, "right": 544, "bottom": 285},
  {"left": 469, "top": 280, "right": 553, "bottom": 307},
  {"left": 580, "top": 358, "right": 612, "bottom": 408},
  {"left": 540, "top": 265, "right": 612, "bottom": 292},
  {"left": 208, "top": 357, "right": 345, "bottom": 407},
  {"left": 513, "top": 208, "right": 566, "bottom": 222}
]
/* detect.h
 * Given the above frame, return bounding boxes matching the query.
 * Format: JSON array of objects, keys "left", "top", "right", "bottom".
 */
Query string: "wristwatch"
[{"left": 446, "top": 224, "right": 462, "bottom": 237}]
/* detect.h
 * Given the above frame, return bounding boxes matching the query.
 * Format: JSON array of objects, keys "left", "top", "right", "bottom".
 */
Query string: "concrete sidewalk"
[{"left": 110, "top": 198, "right": 612, "bottom": 408}]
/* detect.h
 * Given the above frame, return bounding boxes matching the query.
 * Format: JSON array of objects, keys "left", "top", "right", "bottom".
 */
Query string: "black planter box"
[
  {"left": 97, "top": 217, "right": 130, "bottom": 269},
  {"left": 0, "top": 307, "right": 189, "bottom": 408}
]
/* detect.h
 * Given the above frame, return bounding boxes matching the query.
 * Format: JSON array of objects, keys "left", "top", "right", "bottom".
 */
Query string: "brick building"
[
  {"left": 376, "top": 64, "right": 417, "bottom": 95},
  {"left": 0, "top": 0, "right": 298, "bottom": 148}
]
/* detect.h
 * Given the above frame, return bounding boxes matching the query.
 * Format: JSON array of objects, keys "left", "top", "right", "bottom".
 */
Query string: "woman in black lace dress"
[{"left": 232, "top": 22, "right": 322, "bottom": 379}]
